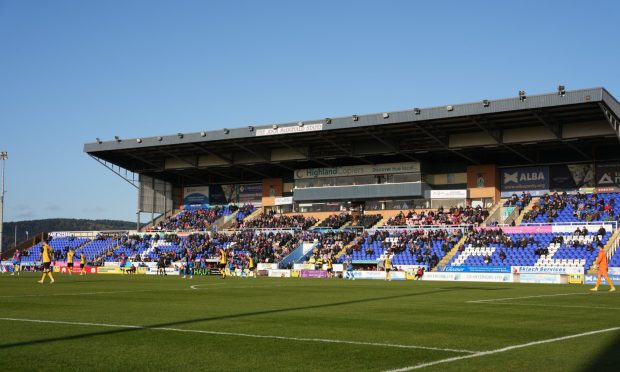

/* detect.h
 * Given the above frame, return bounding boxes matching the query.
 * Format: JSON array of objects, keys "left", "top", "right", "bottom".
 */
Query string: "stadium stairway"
[
  {"left": 280, "top": 242, "right": 317, "bottom": 268},
  {"left": 240, "top": 207, "right": 264, "bottom": 225},
  {"left": 433, "top": 233, "right": 468, "bottom": 271},
  {"left": 586, "top": 227, "right": 620, "bottom": 274},
  {"left": 140, "top": 240, "right": 161, "bottom": 261},
  {"left": 335, "top": 235, "right": 364, "bottom": 259},
  {"left": 482, "top": 199, "right": 506, "bottom": 226},
  {"left": 142, "top": 209, "right": 181, "bottom": 232},
  {"left": 514, "top": 197, "right": 540, "bottom": 225},
  {"left": 73, "top": 239, "right": 93, "bottom": 255},
  {"left": 213, "top": 210, "right": 241, "bottom": 230}
]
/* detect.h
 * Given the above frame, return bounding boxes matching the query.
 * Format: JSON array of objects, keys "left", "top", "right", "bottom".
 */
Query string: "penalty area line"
[
  {"left": 384, "top": 326, "right": 620, "bottom": 371},
  {"left": 0, "top": 317, "right": 478, "bottom": 354},
  {"left": 466, "top": 292, "right": 588, "bottom": 303}
]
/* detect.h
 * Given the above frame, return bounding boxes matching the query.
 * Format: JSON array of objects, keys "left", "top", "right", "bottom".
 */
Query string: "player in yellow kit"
[
  {"left": 384, "top": 254, "right": 392, "bottom": 282},
  {"left": 80, "top": 252, "right": 87, "bottom": 275},
  {"left": 38, "top": 241, "right": 55, "bottom": 284},
  {"left": 218, "top": 247, "right": 227, "bottom": 279},
  {"left": 247, "top": 254, "right": 256, "bottom": 278},
  {"left": 66, "top": 248, "right": 75, "bottom": 275}
]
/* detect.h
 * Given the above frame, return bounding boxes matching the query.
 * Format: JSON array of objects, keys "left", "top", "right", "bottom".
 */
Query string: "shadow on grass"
[
  {"left": 581, "top": 332, "right": 620, "bottom": 371},
  {"left": 0, "top": 288, "right": 454, "bottom": 349}
]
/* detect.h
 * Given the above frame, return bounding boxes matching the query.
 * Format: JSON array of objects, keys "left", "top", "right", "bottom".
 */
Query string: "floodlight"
[{"left": 558, "top": 85, "right": 566, "bottom": 96}]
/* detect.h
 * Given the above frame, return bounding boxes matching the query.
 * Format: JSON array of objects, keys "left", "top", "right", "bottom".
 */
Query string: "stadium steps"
[
  {"left": 214, "top": 211, "right": 238, "bottom": 230},
  {"left": 74, "top": 239, "right": 95, "bottom": 255},
  {"left": 375, "top": 210, "right": 410, "bottom": 227},
  {"left": 335, "top": 236, "right": 363, "bottom": 259},
  {"left": 433, "top": 234, "right": 468, "bottom": 271},
  {"left": 142, "top": 208, "right": 181, "bottom": 232},
  {"left": 240, "top": 207, "right": 264, "bottom": 225},
  {"left": 586, "top": 228, "right": 620, "bottom": 274},
  {"left": 514, "top": 197, "right": 540, "bottom": 225},
  {"left": 140, "top": 241, "right": 161, "bottom": 261},
  {"left": 481, "top": 199, "right": 506, "bottom": 226}
]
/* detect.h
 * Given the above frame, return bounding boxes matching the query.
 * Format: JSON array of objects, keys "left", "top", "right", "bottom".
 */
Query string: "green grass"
[{"left": 0, "top": 273, "right": 619, "bottom": 371}]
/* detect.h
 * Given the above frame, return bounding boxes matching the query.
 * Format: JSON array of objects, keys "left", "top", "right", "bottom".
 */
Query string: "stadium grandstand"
[{"left": 3, "top": 87, "right": 620, "bottom": 283}]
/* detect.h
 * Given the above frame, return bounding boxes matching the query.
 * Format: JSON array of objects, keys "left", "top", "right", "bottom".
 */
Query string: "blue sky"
[{"left": 1, "top": 0, "right": 619, "bottom": 223}]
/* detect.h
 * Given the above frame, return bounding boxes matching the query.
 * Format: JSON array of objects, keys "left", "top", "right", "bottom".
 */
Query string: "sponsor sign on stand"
[
  {"left": 295, "top": 162, "right": 420, "bottom": 180},
  {"left": 350, "top": 271, "right": 406, "bottom": 281},
  {"left": 596, "top": 163, "right": 620, "bottom": 188},
  {"left": 519, "top": 274, "right": 564, "bottom": 284},
  {"left": 257, "top": 263, "right": 279, "bottom": 271},
  {"left": 421, "top": 272, "right": 458, "bottom": 281},
  {"left": 183, "top": 186, "right": 210, "bottom": 206},
  {"left": 97, "top": 267, "right": 122, "bottom": 274},
  {"left": 549, "top": 164, "right": 595, "bottom": 190},
  {"left": 257, "top": 123, "right": 323, "bottom": 137},
  {"left": 430, "top": 190, "right": 467, "bottom": 199},
  {"left": 421, "top": 272, "right": 513, "bottom": 282},
  {"left": 501, "top": 166, "right": 549, "bottom": 192},
  {"left": 145, "top": 267, "right": 180, "bottom": 275},
  {"left": 268, "top": 269, "right": 291, "bottom": 278},
  {"left": 300, "top": 270, "right": 328, "bottom": 278},
  {"left": 608, "top": 267, "right": 620, "bottom": 275},
  {"left": 486, "top": 225, "right": 553, "bottom": 234},
  {"left": 568, "top": 274, "right": 584, "bottom": 284},
  {"left": 584, "top": 274, "right": 620, "bottom": 285},
  {"left": 440, "top": 266, "right": 511, "bottom": 273},
  {"left": 56, "top": 266, "right": 98, "bottom": 274},
  {"left": 511, "top": 266, "right": 583, "bottom": 275}
]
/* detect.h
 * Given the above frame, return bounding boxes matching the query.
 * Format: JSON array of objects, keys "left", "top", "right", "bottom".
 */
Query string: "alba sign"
[{"left": 500, "top": 166, "right": 549, "bottom": 192}]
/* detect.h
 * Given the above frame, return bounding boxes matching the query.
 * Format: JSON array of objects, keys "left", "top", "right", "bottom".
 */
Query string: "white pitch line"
[
  {"left": 467, "top": 292, "right": 588, "bottom": 303},
  {"left": 472, "top": 302, "right": 620, "bottom": 311},
  {"left": 0, "top": 317, "right": 478, "bottom": 354},
  {"left": 384, "top": 326, "right": 620, "bottom": 371}
]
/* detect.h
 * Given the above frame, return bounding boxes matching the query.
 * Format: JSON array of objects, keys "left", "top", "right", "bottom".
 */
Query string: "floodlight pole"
[{"left": 0, "top": 151, "right": 7, "bottom": 260}]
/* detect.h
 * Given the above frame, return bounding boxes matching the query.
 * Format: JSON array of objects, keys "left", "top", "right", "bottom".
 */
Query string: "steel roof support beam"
[
  {"left": 190, "top": 144, "right": 268, "bottom": 180},
  {"left": 272, "top": 138, "right": 332, "bottom": 167},
  {"left": 233, "top": 142, "right": 294, "bottom": 171},
  {"left": 361, "top": 128, "right": 419, "bottom": 162},
  {"left": 159, "top": 149, "right": 198, "bottom": 168},
  {"left": 470, "top": 117, "right": 535, "bottom": 164},
  {"left": 599, "top": 103, "right": 620, "bottom": 140},
  {"left": 317, "top": 134, "right": 373, "bottom": 164},
  {"left": 411, "top": 122, "right": 480, "bottom": 164},
  {"left": 529, "top": 110, "right": 590, "bottom": 159},
  {"left": 88, "top": 155, "right": 139, "bottom": 189}
]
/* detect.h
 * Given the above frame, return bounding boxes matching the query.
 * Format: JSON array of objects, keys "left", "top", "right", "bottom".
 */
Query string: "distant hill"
[{"left": 1, "top": 218, "right": 138, "bottom": 250}]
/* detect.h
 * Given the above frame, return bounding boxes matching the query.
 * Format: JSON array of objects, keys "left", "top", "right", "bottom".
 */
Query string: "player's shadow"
[
  {"left": 581, "top": 332, "right": 620, "bottom": 371},
  {"left": 0, "top": 288, "right": 453, "bottom": 349}
]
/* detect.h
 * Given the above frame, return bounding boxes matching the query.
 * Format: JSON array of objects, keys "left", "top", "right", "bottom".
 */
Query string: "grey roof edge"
[
  {"left": 84, "top": 87, "right": 609, "bottom": 154},
  {"left": 602, "top": 88, "right": 620, "bottom": 120}
]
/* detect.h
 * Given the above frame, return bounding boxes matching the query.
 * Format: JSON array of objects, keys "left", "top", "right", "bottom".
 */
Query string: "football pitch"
[{"left": 0, "top": 274, "right": 618, "bottom": 371}]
